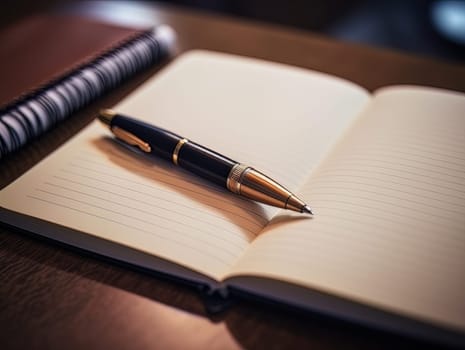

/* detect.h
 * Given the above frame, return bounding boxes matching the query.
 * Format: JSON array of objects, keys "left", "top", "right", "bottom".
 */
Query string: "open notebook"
[{"left": 0, "top": 50, "right": 464, "bottom": 346}]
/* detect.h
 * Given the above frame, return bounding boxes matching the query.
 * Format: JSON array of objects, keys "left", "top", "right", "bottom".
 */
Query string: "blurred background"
[{"left": 2, "top": 0, "right": 465, "bottom": 63}]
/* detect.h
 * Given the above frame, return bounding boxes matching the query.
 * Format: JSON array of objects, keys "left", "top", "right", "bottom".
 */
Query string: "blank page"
[
  {"left": 0, "top": 50, "right": 369, "bottom": 281},
  {"left": 230, "top": 86, "right": 465, "bottom": 332}
]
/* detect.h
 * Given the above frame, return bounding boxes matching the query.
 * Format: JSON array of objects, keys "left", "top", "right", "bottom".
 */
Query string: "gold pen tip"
[
  {"left": 98, "top": 109, "right": 116, "bottom": 126},
  {"left": 302, "top": 205, "right": 314, "bottom": 215}
]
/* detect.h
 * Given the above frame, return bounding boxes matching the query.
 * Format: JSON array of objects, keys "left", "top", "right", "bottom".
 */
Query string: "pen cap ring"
[{"left": 172, "top": 138, "right": 189, "bottom": 165}]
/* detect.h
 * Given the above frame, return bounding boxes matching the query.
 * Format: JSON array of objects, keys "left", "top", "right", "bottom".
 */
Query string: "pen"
[{"left": 98, "top": 109, "right": 313, "bottom": 215}]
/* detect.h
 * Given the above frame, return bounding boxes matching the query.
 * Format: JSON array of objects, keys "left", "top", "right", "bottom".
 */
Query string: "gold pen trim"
[
  {"left": 172, "top": 138, "right": 189, "bottom": 165},
  {"left": 227, "top": 163, "right": 250, "bottom": 194},
  {"left": 113, "top": 126, "right": 151, "bottom": 153}
]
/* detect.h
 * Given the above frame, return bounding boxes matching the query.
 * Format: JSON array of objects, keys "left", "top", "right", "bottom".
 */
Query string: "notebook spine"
[{"left": 0, "top": 25, "right": 175, "bottom": 159}]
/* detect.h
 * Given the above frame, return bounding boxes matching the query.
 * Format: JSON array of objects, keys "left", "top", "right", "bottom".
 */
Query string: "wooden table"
[{"left": 1, "top": 2, "right": 464, "bottom": 349}]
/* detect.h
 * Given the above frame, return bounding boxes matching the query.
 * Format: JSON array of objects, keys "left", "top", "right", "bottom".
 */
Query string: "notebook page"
[
  {"left": 0, "top": 50, "right": 369, "bottom": 281},
  {"left": 229, "top": 87, "right": 465, "bottom": 332},
  {"left": 114, "top": 51, "right": 369, "bottom": 192}
]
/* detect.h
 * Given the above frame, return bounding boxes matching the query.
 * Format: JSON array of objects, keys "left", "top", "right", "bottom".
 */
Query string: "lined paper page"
[
  {"left": 229, "top": 87, "right": 465, "bottom": 331},
  {"left": 0, "top": 50, "right": 369, "bottom": 281}
]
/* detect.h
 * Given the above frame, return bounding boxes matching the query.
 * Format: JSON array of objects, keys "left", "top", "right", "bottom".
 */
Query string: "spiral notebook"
[{"left": 0, "top": 14, "right": 174, "bottom": 158}]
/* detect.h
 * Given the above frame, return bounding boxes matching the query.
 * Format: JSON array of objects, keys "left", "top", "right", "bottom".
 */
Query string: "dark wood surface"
[{"left": 1, "top": 2, "right": 464, "bottom": 349}]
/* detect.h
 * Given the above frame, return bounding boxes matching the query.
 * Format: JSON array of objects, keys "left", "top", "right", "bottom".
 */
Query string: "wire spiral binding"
[{"left": 0, "top": 29, "right": 167, "bottom": 159}]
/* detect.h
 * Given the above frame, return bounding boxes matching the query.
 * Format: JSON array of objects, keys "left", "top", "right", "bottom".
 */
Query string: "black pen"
[{"left": 98, "top": 109, "right": 313, "bottom": 215}]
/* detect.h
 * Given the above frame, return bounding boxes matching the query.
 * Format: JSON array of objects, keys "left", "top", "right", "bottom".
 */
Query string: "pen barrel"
[
  {"left": 177, "top": 141, "right": 236, "bottom": 187},
  {"left": 109, "top": 114, "right": 236, "bottom": 186}
]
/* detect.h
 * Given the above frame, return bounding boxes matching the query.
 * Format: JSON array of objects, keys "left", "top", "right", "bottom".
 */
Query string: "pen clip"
[{"left": 112, "top": 126, "right": 151, "bottom": 153}]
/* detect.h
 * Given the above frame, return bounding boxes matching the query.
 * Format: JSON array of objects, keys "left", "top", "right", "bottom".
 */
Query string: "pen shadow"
[
  {"left": 91, "top": 136, "right": 271, "bottom": 238},
  {"left": 266, "top": 212, "right": 313, "bottom": 227}
]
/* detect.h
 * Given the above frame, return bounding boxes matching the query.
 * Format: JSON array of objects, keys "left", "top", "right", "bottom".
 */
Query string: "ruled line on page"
[
  {"left": 30, "top": 187, "right": 243, "bottom": 259},
  {"left": 59, "top": 163, "right": 266, "bottom": 230},
  {"left": 41, "top": 180, "right": 253, "bottom": 244},
  {"left": 308, "top": 176, "right": 465, "bottom": 201},
  {"left": 345, "top": 141, "right": 465, "bottom": 163},
  {"left": 307, "top": 190, "right": 465, "bottom": 220},
  {"left": 26, "top": 194, "right": 234, "bottom": 268},
  {"left": 310, "top": 169, "right": 465, "bottom": 195},
  {"left": 290, "top": 209, "right": 465, "bottom": 255},
  {"left": 360, "top": 123, "right": 465, "bottom": 145},
  {"left": 50, "top": 175, "right": 262, "bottom": 233},
  {"left": 237, "top": 238, "right": 463, "bottom": 284},
  {"left": 38, "top": 165, "right": 262, "bottom": 244},
  {"left": 57, "top": 167, "right": 265, "bottom": 231},
  {"left": 335, "top": 148, "right": 465, "bottom": 171},
  {"left": 312, "top": 165, "right": 465, "bottom": 190},
  {"left": 308, "top": 183, "right": 465, "bottom": 211},
  {"left": 75, "top": 150, "right": 270, "bottom": 223},
  {"left": 315, "top": 157, "right": 465, "bottom": 182}
]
